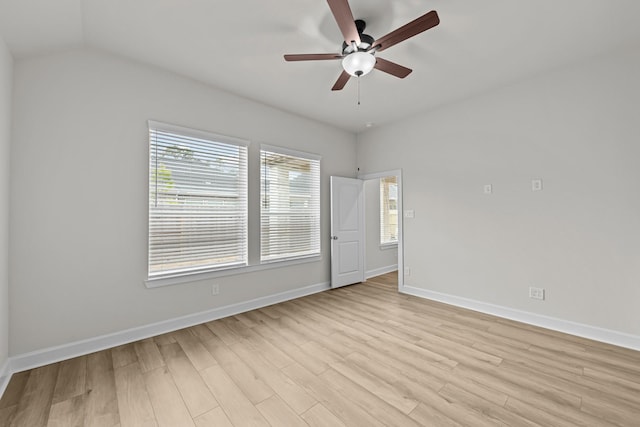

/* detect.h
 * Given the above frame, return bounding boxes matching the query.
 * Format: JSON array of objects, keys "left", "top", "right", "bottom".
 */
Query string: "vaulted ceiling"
[{"left": 1, "top": 0, "right": 639, "bottom": 132}]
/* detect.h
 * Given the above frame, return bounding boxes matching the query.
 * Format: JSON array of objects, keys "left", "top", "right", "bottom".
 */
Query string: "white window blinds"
[
  {"left": 148, "top": 121, "right": 248, "bottom": 279},
  {"left": 380, "top": 176, "right": 398, "bottom": 245},
  {"left": 261, "top": 146, "right": 321, "bottom": 263}
]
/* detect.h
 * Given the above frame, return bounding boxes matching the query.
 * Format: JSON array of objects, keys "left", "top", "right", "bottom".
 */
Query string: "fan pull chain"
[{"left": 357, "top": 75, "right": 361, "bottom": 105}]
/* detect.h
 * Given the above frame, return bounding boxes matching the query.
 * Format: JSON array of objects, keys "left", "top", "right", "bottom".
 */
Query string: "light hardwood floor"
[{"left": 1, "top": 272, "right": 640, "bottom": 426}]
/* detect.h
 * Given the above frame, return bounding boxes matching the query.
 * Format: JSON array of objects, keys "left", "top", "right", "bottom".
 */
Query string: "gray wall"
[
  {"left": 0, "top": 35, "right": 12, "bottom": 373},
  {"left": 7, "top": 42, "right": 640, "bottom": 358},
  {"left": 10, "top": 48, "right": 356, "bottom": 355},
  {"left": 357, "top": 46, "right": 640, "bottom": 337}
]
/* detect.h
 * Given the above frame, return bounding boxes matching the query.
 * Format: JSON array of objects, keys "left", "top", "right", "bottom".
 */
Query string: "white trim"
[
  {"left": 379, "top": 243, "right": 398, "bottom": 251},
  {"left": 148, "top": 120, "right": 250, "bottom": 148},
  {"left": 365, "top": 265, "right": 398, "bottom": 280},
  {"left": 0, "top": 359, "right": 11, "bottom": 398},
  {"left": 145, "top": 255, "right": 322, "bottom": 288},
  {"left": 8, "top": 281, "right": 330, "bottom": 375},
  {"left": 401, "top": 285, "right": 640, "bottom": 351},
  {"left": 260, "top": 143, "right": 321, "bottom": 161}
]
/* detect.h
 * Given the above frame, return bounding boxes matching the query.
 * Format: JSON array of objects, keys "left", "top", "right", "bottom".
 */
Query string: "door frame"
[{"left": 357, "top": 169, "right": 404, "bottom": 291}]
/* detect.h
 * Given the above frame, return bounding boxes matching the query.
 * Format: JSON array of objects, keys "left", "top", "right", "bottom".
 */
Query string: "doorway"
[{"left": 359, "top": 170, "right": 403, "bottom": 291}]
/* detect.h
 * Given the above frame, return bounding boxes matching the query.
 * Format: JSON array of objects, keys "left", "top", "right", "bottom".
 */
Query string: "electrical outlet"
[
  {"left": 532, "top": 179, "right": 543, "bottom": 191},
  {"left": 529, "top": 286, "right": 545, "bottom": 300},
  {"left": 212, "top": 284, "right": 220, "bottom": 296},
  {"left": 484, "top": 184, "right": 492, "bottom": 194},
  {"left": 404, "top": 267, "right": 411, "bottom": 276}
]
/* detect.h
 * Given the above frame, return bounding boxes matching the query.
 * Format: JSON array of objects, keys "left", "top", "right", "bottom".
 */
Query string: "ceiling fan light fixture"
[
  {"left": 342, "top": 51, "right": 376, "bottom": 77},
  {"left": 283, "top": 2, "right": 440, "bottom": 91}
]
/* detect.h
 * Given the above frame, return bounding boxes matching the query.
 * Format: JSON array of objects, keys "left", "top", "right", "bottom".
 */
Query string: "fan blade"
[
  {"left": 370, "top": 10, "right": 439, "bottom": 53},
  {"left": 327, "top": 0, "right": 361, "bottom": 45},
  {"left": 374, "top": 57, "right": 412, "bottom": 78},
  {"left": 331, "top": 70, "right": 351, "bottom": 91},
  {"left": 284, "top": 53, "right": 342, "bottom": 61}
]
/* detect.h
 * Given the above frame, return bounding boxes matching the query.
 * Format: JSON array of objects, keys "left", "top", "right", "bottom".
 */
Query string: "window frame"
[
  {"left": 260, "top": 144, "right": 322, "bottom": 264},
  {"left": 145, "top": 128, "right": 324, "bottom": 288},
  {"left": 379, "top": 175, "right": 399, "bottom": 247},
  {"left": 147, "top": 120, "right": 249, "bottom": 283}
]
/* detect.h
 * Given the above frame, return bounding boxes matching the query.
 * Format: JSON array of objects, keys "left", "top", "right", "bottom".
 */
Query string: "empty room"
[{"left": 1, "top": 0, "right": 639, "bottom": 425}]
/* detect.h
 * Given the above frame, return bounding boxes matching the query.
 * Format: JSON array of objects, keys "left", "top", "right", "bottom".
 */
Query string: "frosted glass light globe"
[{"left": 342, "top": 51, "right": 376, "bottom": 77}]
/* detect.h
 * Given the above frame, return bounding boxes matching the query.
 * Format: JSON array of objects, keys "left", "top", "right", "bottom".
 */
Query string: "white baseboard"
[
  {"left": 365, "top": 264, "right": 398, "bottom": 280},
  {"left": 0, "top": 359, "right": 10, "bottom": 398},
  {"left": 8, "top": 281, "right": 330, "bottom": 375},
  {"left": 401, "top": 285, "right": 640, "bottom": 352}
]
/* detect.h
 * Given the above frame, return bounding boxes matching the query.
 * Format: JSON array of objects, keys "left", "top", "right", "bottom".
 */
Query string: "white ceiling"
[{"left": 1, "top": 0, "right": 639, "bottom": 133}]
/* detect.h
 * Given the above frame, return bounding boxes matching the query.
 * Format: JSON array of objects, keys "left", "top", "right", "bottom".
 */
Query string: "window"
[
  {"left": 380, "top": 176, "right": 398, "bottom": 245},
  {"left": 261, "top": 146, "right": 320, "bottom": 262},
  {"left": 148, "top": 121, "right": 248, "bottom": 279}
]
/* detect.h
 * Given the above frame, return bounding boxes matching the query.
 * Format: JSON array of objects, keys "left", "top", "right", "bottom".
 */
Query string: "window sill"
[
  {"left": 379, "top": 243, "right": 398, "bottom": 251},
  {"left": 145, "top": 255, "right": 322, "bottom": 288}
]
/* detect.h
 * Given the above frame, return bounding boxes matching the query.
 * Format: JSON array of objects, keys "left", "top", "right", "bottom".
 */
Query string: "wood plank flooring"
[{"left": 1, "top": 272, "right": 640, "bottom": 426}]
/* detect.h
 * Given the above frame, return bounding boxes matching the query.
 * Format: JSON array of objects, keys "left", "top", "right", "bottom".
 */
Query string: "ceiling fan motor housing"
[
  {"left": 342, "top": 20, "right": 375, "bottom": 53},
  {"left": 341, "top": 19, "right": 376, "bottom": 76}
]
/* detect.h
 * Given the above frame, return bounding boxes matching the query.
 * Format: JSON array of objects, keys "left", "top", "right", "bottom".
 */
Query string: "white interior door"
[{"left": 330, "top": 176, "right": 365, "bottom": 288}]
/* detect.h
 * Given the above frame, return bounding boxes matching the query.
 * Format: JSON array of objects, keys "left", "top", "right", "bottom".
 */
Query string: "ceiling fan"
[{"left": 284, "top": 0, "right": 440, "bottom": 91}]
